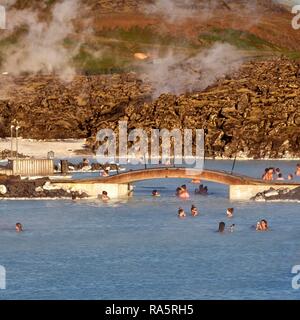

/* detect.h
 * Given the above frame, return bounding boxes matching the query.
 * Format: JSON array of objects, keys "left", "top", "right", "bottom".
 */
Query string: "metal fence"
[{"left": 11, "top": 159, "right": 54, "bottom": 176}]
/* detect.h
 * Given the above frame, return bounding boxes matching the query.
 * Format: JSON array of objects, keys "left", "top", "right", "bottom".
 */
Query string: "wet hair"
[
  {"left": 265, "top": 168, "right": 269, "bottom": 173},
  {"left": 227, "top": 208, "right": 234, "bottom": 214},
  {"left": 191, "top": 205, "right": 197, "bottom": 209},
  {"left": 276, "top": 168, "right": 280, "bottom": 173},
  {"left": 218, "top": 222, "right": 225, "bottom": 233},
  {"left": 261, "top": 219, "right": 268, "bottom": 227},
  {"left": 181, "top": 185, "right": 187, "bottom": 190},
  {"left": 16, "top": 223, "right": 23, "bottom": 231},
  {"left": 278, "top": 173, "right": 283, "bottom": 178},
  {"left": 178, "top": 208, "right": 185, "bottom": 215},
  {"left": 102, "top": 191, "right": 108, "bottom": 196}
]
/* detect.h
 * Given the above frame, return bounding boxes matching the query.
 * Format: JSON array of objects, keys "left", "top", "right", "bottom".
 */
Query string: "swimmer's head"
[
  {"left": 218, "top": 222, "right": 225, "bottom": 233},
  {"left": 16, "top": 223, "right": 23, "bottom": 232}
]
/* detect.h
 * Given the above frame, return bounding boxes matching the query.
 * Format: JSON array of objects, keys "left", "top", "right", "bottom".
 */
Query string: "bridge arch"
[{"left": 90, "top": 168, "right": 262, "bottom": 186}]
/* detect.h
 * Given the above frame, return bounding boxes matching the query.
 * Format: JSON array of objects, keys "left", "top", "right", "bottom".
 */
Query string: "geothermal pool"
[{"left": 0, "top": 160, "right": 300, "bottom": 300}]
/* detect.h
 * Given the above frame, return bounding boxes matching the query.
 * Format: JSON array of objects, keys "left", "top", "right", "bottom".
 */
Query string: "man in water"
[
  {"left": 263, "top": 168, "right": 274, "bottom": 181},
  {"left": 218, "top": 222, "right": 225, "bottom": 233},
  {"left": 176, "top": 185, "right": 190, "bottom": 199},
  {"left": 101, "top": 191, "right": 110, "bottom": 201},
  {"left": 152, "top": 190, "right": 160, "bottom": 197}
]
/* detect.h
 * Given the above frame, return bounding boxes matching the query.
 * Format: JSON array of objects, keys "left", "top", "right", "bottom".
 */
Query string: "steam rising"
[
  {"left": 142, "top": 43, "right": 243, "bottom": 97},
  {"left": 0, "top": 0, "right": 83, "bottom": 81}
]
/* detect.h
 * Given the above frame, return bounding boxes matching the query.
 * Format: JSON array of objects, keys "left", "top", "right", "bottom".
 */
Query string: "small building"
[{"left": 5, "top": 159, "right": 54, "bottom": 177}]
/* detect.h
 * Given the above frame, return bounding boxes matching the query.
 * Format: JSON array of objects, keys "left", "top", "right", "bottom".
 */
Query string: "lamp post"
[
  {"left": 16, "top": 125, "right": 20, "bottom": 158},
  {"left": 15, "top": 125, "right": 20, "bottom": 174},
  {"left": 10, "top": 125, "right": 15, "bottom": 159}
]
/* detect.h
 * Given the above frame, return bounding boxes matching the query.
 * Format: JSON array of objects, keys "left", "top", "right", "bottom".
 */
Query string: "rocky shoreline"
[
  {"left": 1, "top": 58, "right": 300, "bottom": 159},
  {"left": 252, "top": 186, "right": 300, "bottom": 202},
  {"left": 0, "top": 175, "right": 88, "bottom": 199}
]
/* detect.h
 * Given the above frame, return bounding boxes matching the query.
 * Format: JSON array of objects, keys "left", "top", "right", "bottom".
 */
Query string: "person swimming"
[
  {"left": 260, "top": 219, "right": 269, "bottom": 231},
  {"left": 195, "top": 184, "right": 208, "bottom": 195},
  {"left": 229, "top": 224, "right": 235, "bottom": 233},
  {"left": 296, "top": 164, "right": 300, "bottom": 176},
  {"left": 100, "top": 191, "right": 110, "bottom": 201},
  {"left": 218, "top": 222, "right": 226, "bottom": 233},
  {"left": 178, "top": 208, "right": 186, "bottom": 219},
  {"left": 176, "top": 185, "right": 190, "bottom": 199},
  {"left": 256, "top": 219, "right": 269, "bottom": 231},
  {"left": 101, "top": 170, "right": 109, "bottom": 177},
  {"left": 152, "top": 190, "right": 160, "bottom": 197},
  {"left": 191, "top": 205, "right": 198, "bottom": 217},
  {"left": 15, "top": 223, "right": 23, "bottom": 232},
  {"left": 226, "top": 208, "right": 234, "bottom": 218},
  {"left": 276, "top": 173, "right": 284, "bottom": 180}
]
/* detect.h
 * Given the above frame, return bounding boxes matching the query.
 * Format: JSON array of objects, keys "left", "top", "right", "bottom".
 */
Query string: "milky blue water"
[{"left": 1, "top": 160, "right": 300, "bottom": 300}]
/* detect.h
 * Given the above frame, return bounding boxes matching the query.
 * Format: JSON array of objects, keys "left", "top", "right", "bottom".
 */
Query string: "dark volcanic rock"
[
  {"left": 0, "top": 175, "right": 89, "bottom": 199},
  {"left": 0, "top": 149, "right": 27, "bottom": 160},
  {"left": 251, "top": 187, "right": 300, "bottom": 201},
  {"left": 1, "top": 58, "right": 300, "bottom": 159}
]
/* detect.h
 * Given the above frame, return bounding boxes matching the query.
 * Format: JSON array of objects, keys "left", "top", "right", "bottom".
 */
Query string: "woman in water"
[
  {"left": 178, "top": 208, "right": 186, "bottom": 219},
  {"left": 256, "top": 219, "right": 269, "bottom": 231},
  {"left": 191, "top": 205, "right": 198, "bottom": 217},
  {"left": 260, "top": 219, "right": 269, "bottom": 231},
  {"left": 226, "top": 208, "right": 234, "bottom": 218},
  {"left": 15, "top": 223, "right": 23, "bottom": 233}
]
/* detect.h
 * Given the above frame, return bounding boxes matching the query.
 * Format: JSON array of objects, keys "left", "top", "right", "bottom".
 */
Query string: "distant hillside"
[{"left": 0, "top": 0, "right": 300, "bottom": 75}]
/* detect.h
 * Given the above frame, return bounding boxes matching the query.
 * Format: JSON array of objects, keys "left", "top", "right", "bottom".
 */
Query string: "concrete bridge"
[{"left": 53, "top": 168, "right": 300, "bottom": 200}]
